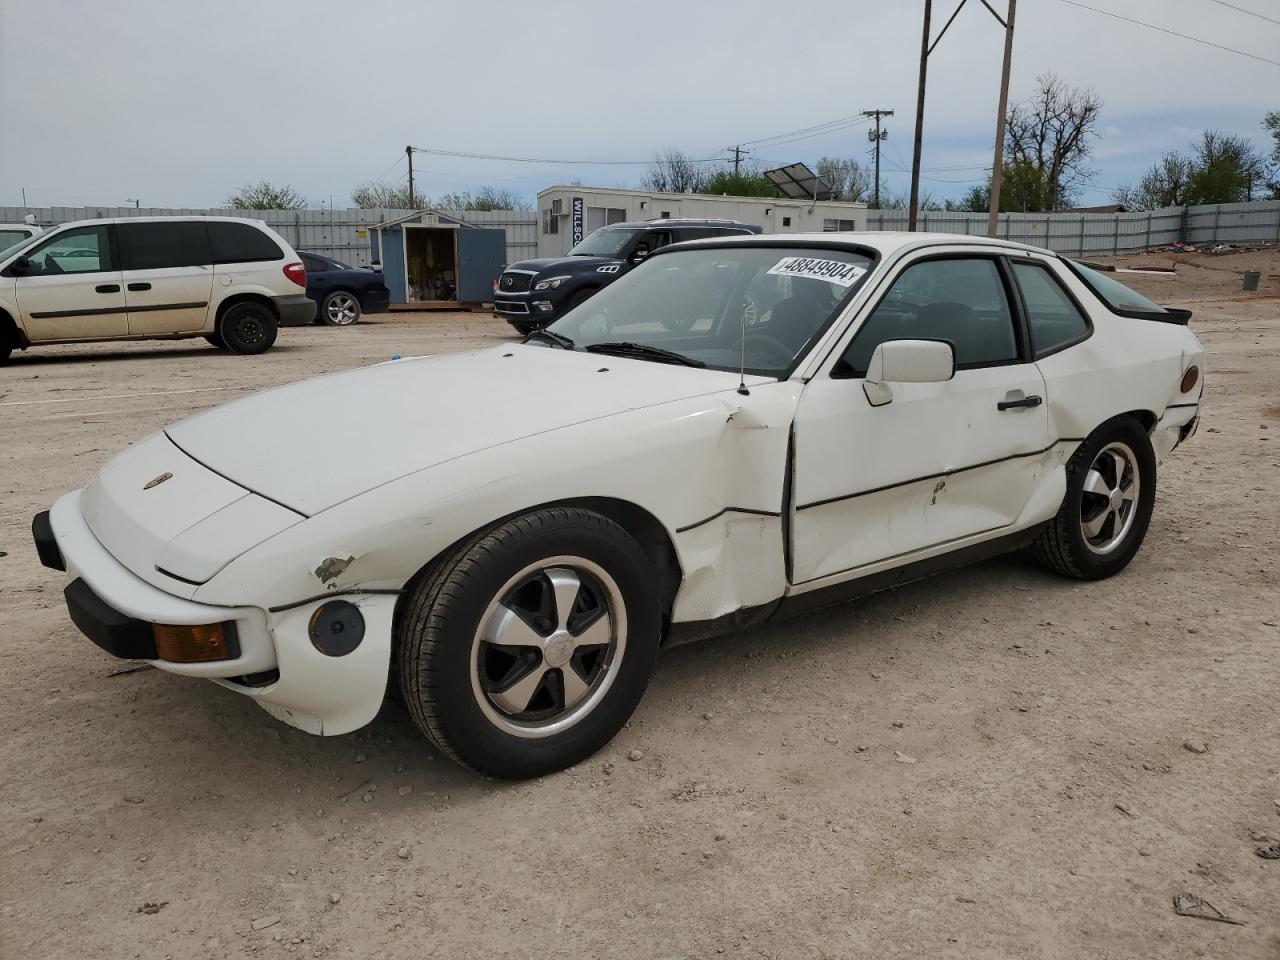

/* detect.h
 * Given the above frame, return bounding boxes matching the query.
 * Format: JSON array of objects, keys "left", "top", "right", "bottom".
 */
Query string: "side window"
[
  {"left": 207, "top": 222, "right": 284, "bottom": 264},
  {"left": 117, "top": 221, "right": 210, "bottom": 271},
  {"left": 838, "top": 257, "right": 1018, "bottom": 377},
  {"left": 1012, "top": 262, "right": 1090, "bottom": 356},
  {"left": 0, "top": 228, "right": 31, "bottom": 248},
  {"left": 23, "top": 226, "right": 113, "bottom": 276}
]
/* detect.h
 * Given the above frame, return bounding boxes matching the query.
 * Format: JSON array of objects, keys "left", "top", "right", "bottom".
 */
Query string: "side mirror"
[
  {"left": 7, "top": 255, "right": 31, "bottom": 277},
  {"left": 863, "top": 338, "right": 955, "bottom": 407}
]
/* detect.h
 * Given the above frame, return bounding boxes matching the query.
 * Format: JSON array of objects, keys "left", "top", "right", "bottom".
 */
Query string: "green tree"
[
  {"left": 225, "top": 181, "right": 306, "bottom": 210},
  {"left": 702, "top": 168, "right": 775, "bottom": 197},
  {"left": 1117, "top": 130, "right": 1267, "bottom": 208},
  {"left": 1003, "top": 73, "right": 1104, "bottom": 209}
]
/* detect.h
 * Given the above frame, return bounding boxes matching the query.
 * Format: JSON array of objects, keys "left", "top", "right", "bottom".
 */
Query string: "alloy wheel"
[
  {"left": 1080, "top": 441, "right": 1140, "bottom": 555},
  {"left": 326, "top": 293, "right": 359, "bottom": 325},
  {"left": 470, "top": 557, "right": 625, "bottom": 739}
]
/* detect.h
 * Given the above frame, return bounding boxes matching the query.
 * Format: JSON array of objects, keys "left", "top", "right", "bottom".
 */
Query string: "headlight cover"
[{"left": 534, "top": 275, "right": 571, "bottom": 291}]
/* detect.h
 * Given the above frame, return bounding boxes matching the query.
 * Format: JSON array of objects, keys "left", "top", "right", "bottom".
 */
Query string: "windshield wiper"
[
  {"left": 583, "top": 341, "right": 705, "bottom": 367},
  {"left": 524, "top": 329, "right": 575, "bottom": 350}
]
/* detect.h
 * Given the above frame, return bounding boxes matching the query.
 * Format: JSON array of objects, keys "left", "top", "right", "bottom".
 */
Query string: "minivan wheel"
[
  {"left": 218, "top": 302, "right": 278, "bottom": 355},
  {"left": 321, "top": 291, "right": 361, "bottom": 325},
  {"left": 397, "top": 507, "right": 662, "bottom": 779},
  {"left": 1031, "top": 415, "right": 1156, "bottom": 580}
]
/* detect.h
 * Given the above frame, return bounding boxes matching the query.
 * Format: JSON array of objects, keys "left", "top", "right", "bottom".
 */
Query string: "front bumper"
[
  {"left": 36, "top": 491, "right": 396, "bottom": 736},
  {"left": 274, "top": 294, "right": 317, "bottom": 326}
]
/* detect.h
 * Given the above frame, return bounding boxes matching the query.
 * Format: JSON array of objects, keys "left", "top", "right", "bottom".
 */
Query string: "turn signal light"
[
  {"left": 1180, "top": 365, "right": 1200, "bottom": 394},
  {"left": 152, "top": 623, "right": 236, "bottom": 663}
]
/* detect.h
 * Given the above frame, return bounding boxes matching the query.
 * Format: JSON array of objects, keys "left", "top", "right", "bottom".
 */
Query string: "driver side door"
[
  {"left": 789, "top": 253, "right": 1052, "bottom": 586},
  {"left": 13, "top": 225, "right": 128, "bottom": 342}
]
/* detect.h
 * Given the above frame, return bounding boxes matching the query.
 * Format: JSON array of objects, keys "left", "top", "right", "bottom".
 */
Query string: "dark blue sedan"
[{"left": 298, "top": 252, "right": 390, "bottom": 325}]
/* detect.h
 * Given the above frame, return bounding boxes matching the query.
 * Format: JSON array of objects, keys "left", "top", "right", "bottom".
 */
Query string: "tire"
[
  {"left": 217, "top": 302, "right": 277, "bottom": 355},
  {"left": 1031, "top": 415, "right": 1157, "bottom": 580},
  {"left": 205, "top": 332, "right": 228, "bottom": 350},
  {"left": 509, "top": 320, "right": 538, "bottom": 336},
  {"left": 0, "top": 344, "right": 11, "bottom": 365},
  {"left": 320, "top": 290, "right": 361, "bottom": 326},
  {"left": 397, "top": 507, "right": 662, "bottom": 779}
]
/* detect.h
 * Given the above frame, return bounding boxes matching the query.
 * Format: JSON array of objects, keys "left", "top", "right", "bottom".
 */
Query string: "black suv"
[{"left": 493, "top": 218, "right": 761, "bottom": 333}]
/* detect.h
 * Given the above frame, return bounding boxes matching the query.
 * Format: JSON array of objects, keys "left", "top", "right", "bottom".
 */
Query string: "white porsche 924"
[{"left": 34, "top": 232, "right": 1203, "bottom": 778}]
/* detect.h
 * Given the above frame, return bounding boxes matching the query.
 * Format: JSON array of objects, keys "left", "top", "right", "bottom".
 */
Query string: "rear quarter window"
[{"left": 208, "top": 222, "right": 284, "bottom": 264}]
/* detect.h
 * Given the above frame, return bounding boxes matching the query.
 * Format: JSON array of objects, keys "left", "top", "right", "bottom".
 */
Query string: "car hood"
[
  {"left": 166, "top": 345, "right": 755, "bottom": 516},
  {"left": 507, "top": 256, "right": 618, "bottom": 274}
]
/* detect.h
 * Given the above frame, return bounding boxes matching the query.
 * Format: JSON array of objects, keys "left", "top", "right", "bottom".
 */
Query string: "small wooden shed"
[{"left": 371, "top": 211, "right": 507, "bottom": 310}]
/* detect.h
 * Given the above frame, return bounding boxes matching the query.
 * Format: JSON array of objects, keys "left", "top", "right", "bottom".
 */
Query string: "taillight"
[
  {"left": 283, "top": 262, "right": 306, "bottom": 287},
  {"left": 1180, "top": 365, "right": 1200, "bottom": 394}
]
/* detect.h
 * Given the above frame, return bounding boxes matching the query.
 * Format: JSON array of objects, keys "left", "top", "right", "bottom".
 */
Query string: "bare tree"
[
  {"left": 350, "top": 180, "right": 420, "bottom": 209},
  {"left": 1003, "top": 73, "right": 1104, "bottom": 210},
  {"left": 1113, "top": 152, "right": 1194, "bottom": 210},
  {"left": 641, "top": 149, "right": 710, "bottom": 194},
  {"left": 437, "top": 186, "right": 532, "bottom": 211},
  {"left": 226, "top": 181, "right": 306, "bottom": 210},
  {"left": 815, "top": 157, "right": 872, "bottom": 202}
]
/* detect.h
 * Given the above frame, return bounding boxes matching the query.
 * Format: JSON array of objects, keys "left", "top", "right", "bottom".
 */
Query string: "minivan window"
[
  {"left": 23, "top": 226, "right": 113, "bottom": 275},
  {"left": 207, "top": 221, "right": 283, "bottom": 264},
  {"left": 117, "top": 221, "right": 211, "bottom": 270}
]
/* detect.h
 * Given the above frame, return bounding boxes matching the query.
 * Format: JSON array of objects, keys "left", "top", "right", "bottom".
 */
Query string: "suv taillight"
[{"left": 283, "top": 262, "right": 306, "bottom": 287}]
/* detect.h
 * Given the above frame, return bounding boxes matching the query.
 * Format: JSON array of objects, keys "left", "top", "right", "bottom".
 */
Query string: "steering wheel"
[{"left": 738, "top": 332, "right": 794, "bottom": 366}]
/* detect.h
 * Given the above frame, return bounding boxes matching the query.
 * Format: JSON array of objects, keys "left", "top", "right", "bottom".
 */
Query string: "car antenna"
[{"left": 737, "top": 299, "right": 749, "bottom": 396}]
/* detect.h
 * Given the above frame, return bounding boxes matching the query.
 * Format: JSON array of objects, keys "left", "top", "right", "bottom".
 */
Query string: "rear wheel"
[
  {"left": 1032, "top": 416, "right": 1156, "bottom": 580},
  {"left": 320, "top": 290, "right": 361, "bottom": 326},
  {"left": 397, "top": 507, "right": 662, "bottom": 779},
  {"left": 218, "top": 302, "right": 278, "bottom": 355}
]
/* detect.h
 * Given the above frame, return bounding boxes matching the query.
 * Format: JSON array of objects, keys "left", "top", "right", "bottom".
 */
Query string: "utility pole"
[
  {"left": 862, "top": 109, "right": 894, "bottom": 208},
  {"left": 986, "top": 0, "right": 1017, "bottom": 237},
  {"left": 733, "top": 145, "right": 744, "bottom": 177},
  {"left": 406, "top": 145, "right": 415, "bottom": 209},
  {"left": 127, "top": 198, "right": 140, "bottom": 208},
  {"left": 908, "top": 0, "right": 932, "bottom": 231}
]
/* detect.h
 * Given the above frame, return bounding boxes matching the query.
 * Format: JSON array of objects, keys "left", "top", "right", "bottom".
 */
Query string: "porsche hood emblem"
[{"left": 143, "top": 472, "right": 173, "bottom": 490}]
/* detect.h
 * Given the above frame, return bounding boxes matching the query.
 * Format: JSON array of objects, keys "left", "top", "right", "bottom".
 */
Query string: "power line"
[
  {"left": 407, "top": 146, "right": 722, "bottom": 166},
  {"left": 370, "top": 154, "right": 405, "bottom": 184},
  {"left": 741, "top": 114, "right": 866, "bottom": 148},
  {"left": 1057, "top": 0, "right": 1280, "bottom": 67},
  {"left": 1203, "top": 0, "right": 1280, "bottom": 27}
]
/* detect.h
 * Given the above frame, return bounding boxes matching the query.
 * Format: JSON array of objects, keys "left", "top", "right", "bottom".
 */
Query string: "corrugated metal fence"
[
  {"left": 7, "top": 200, "right": 1278, "bottom": 261},
  {"left": 0, "top": 207, "right": 540, "bottom": 268},
  {"left": 866, "top": 200, "right": 1280, "bottom": 255}
]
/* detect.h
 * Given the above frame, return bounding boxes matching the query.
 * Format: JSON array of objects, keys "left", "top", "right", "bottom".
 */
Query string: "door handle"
[
  {"left": 95, "top": 284, "right": 120, "bottom": 293},
  {"left": 127, "top": 282, "right": 152, "bottom": 292},
  {"left": 997, "top": 393, "right": 1043, "bottom": 411}
]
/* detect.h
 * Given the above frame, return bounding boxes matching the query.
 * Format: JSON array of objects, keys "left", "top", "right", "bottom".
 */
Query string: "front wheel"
[
  {"left": 397, "top": 507, "right": 662, "bottom": 779},
  {"left": 1031, "top": 415, "right": 1156, "bottom": 580},
  {"left": 320, "top": 290, "right": 361, "bottom": 326}
]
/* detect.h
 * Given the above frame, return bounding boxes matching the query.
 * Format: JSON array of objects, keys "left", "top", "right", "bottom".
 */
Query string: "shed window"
[
  {"left": 822, "top": 219, "right": 856, "bottom": 232},
  {"left": 782, "top": 216, "right": 792, "bottom": 227}
]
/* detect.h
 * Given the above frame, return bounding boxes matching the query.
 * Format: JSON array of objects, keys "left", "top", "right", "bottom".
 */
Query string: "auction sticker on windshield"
[{"left": 767, "top": 256, "right": 867, "bottom": 288}]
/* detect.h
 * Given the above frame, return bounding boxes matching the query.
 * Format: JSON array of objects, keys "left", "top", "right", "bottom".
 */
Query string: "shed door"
[{"left": 455, "top": 229, "right": 507, "bottom": 303}]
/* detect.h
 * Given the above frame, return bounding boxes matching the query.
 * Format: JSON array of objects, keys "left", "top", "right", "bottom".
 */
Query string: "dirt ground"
[{"left": 2, "top": 249, "right": 1278, "bottom": 960}]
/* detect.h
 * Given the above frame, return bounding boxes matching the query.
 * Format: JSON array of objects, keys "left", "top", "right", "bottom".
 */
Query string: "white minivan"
[{"left": 0, "top": 216, "right": 315, "bottom": 363}]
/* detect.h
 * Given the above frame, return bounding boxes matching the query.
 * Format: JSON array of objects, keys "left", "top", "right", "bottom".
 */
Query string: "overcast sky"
[{"left": 2, "top": 0, "right": 1276, "bottom": 210}]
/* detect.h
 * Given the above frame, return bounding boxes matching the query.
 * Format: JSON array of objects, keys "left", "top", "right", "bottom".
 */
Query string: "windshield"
[
  {"left": 1071, "top": 261, "right": 1167, "bottom": 314},
  {"left": 544, "top": 245, "right": 875, "bottom": 375},
  {"left": 568, "top": 227, "right": 641, "bottom": 258},
  {"left": 0, "top": 230, "right": 39, "bottom": 261}
]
